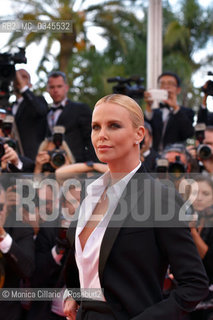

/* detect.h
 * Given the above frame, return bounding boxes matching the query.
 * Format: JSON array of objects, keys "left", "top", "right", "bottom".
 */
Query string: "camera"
[
  {"left": 195, "top": 123, "right": 212, "bottom": 160},
  {"left": 168, "top": 155, "right": 186, "bottom": 179},
  {"left": 0, "top": 48, "right": 27, "bottom": 108},
  {"left": 52, "top": 126, "right": 65, "bottom": 148},
  {"left": 201, "top": 72, "right": 213, "bottom": 96},
  {"left": 0, "top": 115, "right": 17, "bottom": 159},
  {"left": 156, "top": 158, "right": 169, "bottom": 178},
  {"left": 156, "top": 156, "right": 186, "bottom": 180},
  {"left": 48, "top": 149, "right": 66, "bottom": 168},
  {"left": 148, "top": 89, "right": 168, "bottom": 101},
  {"left": 107, "top": 76, "right": 145, "bottom": 101},
  {"left": 47, "top": 126, "right": 66, "bottom": 168}
]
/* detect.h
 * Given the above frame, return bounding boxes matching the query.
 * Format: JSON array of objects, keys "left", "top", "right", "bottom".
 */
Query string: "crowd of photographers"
[{"left": 0, "top": 68, "right": 213, "bottom": 319}]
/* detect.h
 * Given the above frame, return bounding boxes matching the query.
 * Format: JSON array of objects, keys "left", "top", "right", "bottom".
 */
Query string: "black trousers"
[{"left": 76, "top": 301, "right": 116, "bottom": 320}]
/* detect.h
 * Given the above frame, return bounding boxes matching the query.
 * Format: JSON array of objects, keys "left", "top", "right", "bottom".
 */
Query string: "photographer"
[
  {"left": 0, "top": 116, "right": 35, "bottom": 173},
  {"left": 27, "top": 184, "right": 81, "bottom": 320},
  {"left": 199, "top": 126, "right": 213, "bottom": 177},
  {"left": 140, "top": 121, "right": 159, "bottom": 172},
  {"left": 188, "top": 176, "right": 213, "bottom": 320},
  {"left": 197, "top": 77, "right": 213, "bottom": 125},
  {"left": 0, "top": 183, "right": 35, "bottom": 320},
  {"left": 12, "top": 69, "right": 48, "bottom": 161},
  {"left": 144, "top": 71, "right": 194, "bottom": 152},
  {"left": 157, "top": 143, "right": 196, "bottom": 193},
  {"left": 34, "top": 127, "right": 75, "bottom": 175},
  {"left": 187, "top": 126, "right": 213, "bottom": 177}
]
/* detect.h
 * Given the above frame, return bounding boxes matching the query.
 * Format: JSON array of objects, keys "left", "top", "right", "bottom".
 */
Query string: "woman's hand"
[{"left": 63, "top": 298, "right": 79, "bottom": 320}]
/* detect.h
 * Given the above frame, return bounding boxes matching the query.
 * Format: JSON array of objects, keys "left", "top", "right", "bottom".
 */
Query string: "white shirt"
[
  {"left": 0, "top": 233, "right": 12, "bottom": 253},
  {"left": 12, "top": 97, "right": 24, "bottom": 116},
  {"left": 47, "top": 98, "right": 67, "bottom": 133},
  {"left": 12, "top": 86, "right": 29, "bottom": 116},
  {"left": 75, "top": 162, "right": 141, "bottom": 301}
]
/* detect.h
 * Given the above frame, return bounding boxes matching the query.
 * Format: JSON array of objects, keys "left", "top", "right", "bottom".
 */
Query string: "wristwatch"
[{"left": 85, "top": 161, "right": 94, "bottom": 168}]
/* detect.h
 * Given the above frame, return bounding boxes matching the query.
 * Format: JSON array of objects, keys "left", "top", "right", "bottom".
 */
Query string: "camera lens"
[
  {"left": 51, "top": 151, "right": 65, "bottom": 167},
  {"left": 197, "top": 144, "right": 212, "bottom": 160},
  {"left": 168, "top": 163, "right": 185, "bottom": 179}
]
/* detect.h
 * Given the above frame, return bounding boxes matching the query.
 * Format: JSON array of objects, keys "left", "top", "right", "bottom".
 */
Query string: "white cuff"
[
  {"left": 51, "top": 246, "right": 63, "bottom": 265},
  {"left": 16, "top": 158, "right": 23, "bottom": 170},
  {"left": 0, "top": 233, "right": 13, "bottom": 253}
]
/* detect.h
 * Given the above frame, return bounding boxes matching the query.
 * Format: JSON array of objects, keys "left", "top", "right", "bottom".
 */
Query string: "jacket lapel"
[
  {"left": 99, "top": 164, "right": 147, "bottom": 281},
  {"left": 15, "top": 100, "right": 25, "bottom": 122},
  {"left": 56, "top": 100, "right": 70, "bottom": 125},
  {"left": 66, "top": 207, "right": 80, "bottom": 248}
]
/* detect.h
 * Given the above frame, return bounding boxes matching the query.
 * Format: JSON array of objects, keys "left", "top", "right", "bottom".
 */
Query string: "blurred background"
[{"left": 0, "top": 0, "right": 213, "bottom": 111}]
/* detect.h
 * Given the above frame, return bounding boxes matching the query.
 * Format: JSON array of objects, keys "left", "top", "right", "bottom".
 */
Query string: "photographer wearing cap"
[
  {"left": 157, "top": 143, "right": 196, "bottom": 193},
  {"left": 144, "top": 71, "right": 194, "bottom": 152},
  {"left": 12, "top": 69, "right": 48, "bottom": 161}
]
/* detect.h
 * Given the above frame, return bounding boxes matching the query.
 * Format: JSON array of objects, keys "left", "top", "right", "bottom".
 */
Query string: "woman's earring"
[{"left": 135, "top": 141, "right": 139, "bottom": 145}]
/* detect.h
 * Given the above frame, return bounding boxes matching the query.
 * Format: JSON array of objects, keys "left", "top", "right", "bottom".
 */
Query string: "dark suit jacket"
[
  {"left": 197, "top": 106, "right": 213, "bottom": 126},
  {"left": 7, "top": 155, "right": 35, "bottom": 173},
  {"left": 14, "top": 89, "right": 48, "bottom": 160},
  {"left": 48, "top": 99, "right": 98, "bottom": 163},
  {"left": 27, "top": 222, "right": 68, "bottom": 320},
  {"left": 65, "top": 165, "right": 208, "bottom": 320},
  {"left": 143, "top": 148, "right": 159, "bottom": 173},
  {"left": 145, "top": 106, "right": 195, "bottom": 152},
  {"left": 0, "top": 218, "right": 35, "bottom": 320}
]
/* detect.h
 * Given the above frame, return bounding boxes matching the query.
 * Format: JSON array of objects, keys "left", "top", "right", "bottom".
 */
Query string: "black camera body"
[
  {"left": 156, "top": 156, "right": 186, "bottom": 180},
  {"left": 0, "top": 48, "right": 27, "bottom": 108},
  {"left": 168, "top": 155, "right": 186, "bottom": 179},
  {"left": 48, "top": 126, "right": 66, "bottom": 168},
  {"left": 0, "top": 137, "right": 16, "bottom": 160},
  {"left": 195, "top": 123, "right": 212, "bottom": 160},
  {"left": 48, "top": 149, "right": 66, "bottom": 168},
  {"left": 201, "top": 72, "right": 213, "bottom": 96},
  {"left": 107, "top": 76, "right": 145, "bottom": 100}
]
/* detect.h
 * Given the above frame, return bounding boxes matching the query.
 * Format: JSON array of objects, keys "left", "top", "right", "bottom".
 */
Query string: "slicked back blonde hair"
[{"left": 94, "top": 94, "right": 144, "bottom": 128}]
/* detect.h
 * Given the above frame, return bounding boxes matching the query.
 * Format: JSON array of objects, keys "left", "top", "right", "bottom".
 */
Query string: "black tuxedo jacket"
[
  {"left": 27, "top": 222, "right": 68, "bottom": 320},
  {"left": 14, "top": 89, "right": 48, "bottom": 160},
  {"left": 48, "top": 99, "right": 98, "bottom": 162},
  {"left": 145, "top": 106, "right": 195, "bottom": 152},
  {"left": 143, "top": 148, "right": 159, "bottom": 172},
  {"left": 65, "top": 165, "right": 208, "bottom": 320},
  {"left": 0, "top": 218, "right": 35, "bottom": 320},
  {"left": 197, "top": 106, "right": 213, "bottom": 126}
]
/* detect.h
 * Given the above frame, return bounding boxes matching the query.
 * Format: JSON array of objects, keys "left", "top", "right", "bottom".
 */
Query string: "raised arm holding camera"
[
  {"left": 12, "top": 69, "right": 48, "bottom": 161},
  {"left": 197, "top": 73, "right": 213, "bottom": 125},
  {"left": 144, "top": 71, "right": 195, "bottom": 153}
]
